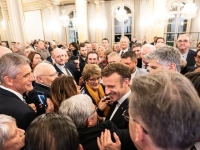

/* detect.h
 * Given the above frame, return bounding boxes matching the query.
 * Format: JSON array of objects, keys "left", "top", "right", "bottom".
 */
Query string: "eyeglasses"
[
  {"left": 122, "top": 110, "right": 148, "bottom": 134},
  {"left": 89, "top": 107, "right": 98, "bottom": 117},
  {"left": 88, "top": 77, "right": 101, "bottom": 82},
  {"left": 40, "top": 72, "right": 59, "bottom": 77},
  {"left": 177, "top": 40, "right": 189, "bottom": 43}
]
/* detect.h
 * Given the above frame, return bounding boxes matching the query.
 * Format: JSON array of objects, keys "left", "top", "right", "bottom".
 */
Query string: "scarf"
[{"left": 85, "top": 83, "right": 110, "bottom": 116}]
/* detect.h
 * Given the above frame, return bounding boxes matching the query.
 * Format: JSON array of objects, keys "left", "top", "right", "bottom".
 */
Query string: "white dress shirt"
[
  {"left": 119, "top": 48, "right": 129, "bottom": 56},
  {"left": 56, "top": 64, "right": 72, "bottom": 76},
  {"left": 109, "top": 90, "right": 131, "bottom": 120}
]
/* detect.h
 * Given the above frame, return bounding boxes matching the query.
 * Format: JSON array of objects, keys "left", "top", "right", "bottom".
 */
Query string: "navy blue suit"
[{"left": 0, "top": 88, "right": 36, "bottom": 130}]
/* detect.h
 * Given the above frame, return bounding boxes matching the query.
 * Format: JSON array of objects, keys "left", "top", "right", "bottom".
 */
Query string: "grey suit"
[
  {"left": 135, "top": 67, "right": 148, "bottom": 77},
  {"left": 130, "top": 67, "right": 148, "bottom": 84}
]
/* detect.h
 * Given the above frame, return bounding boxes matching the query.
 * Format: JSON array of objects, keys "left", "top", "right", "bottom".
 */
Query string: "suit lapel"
[{"left": 110, "top": 99, "right": 128, "bottom": 122}]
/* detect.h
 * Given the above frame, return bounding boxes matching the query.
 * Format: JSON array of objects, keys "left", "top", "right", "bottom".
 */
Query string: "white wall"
[{"left": 24, "top": 10, "right": 44, "bottom": 41}]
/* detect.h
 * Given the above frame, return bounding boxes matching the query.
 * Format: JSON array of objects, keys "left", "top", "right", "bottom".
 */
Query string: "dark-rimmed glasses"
[
  {"left": 122, "top": 110, "right": 148, "bottom": 134},
  {"left": 88, "top": 77, "right": 101, "bottom": 83}
]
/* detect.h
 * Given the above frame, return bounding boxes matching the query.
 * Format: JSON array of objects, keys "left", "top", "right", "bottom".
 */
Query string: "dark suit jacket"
[
  {"left": 79, "top": 56, "right": 86, "bottom": 74},
  {"left": 46, "top": 56, "right": 53, "bottom": 64},
  {"left": 0, "top": 88, "right": 36, "bottom": 130},
  {"left": 106, "top": 98, "right": 129, "bottom": 129},
  {"left": 26, "top": 83, "right": 51, "bottom": 116},
  {"left": 53, "top": 63, "right": 80, "bottom": 84},
  {"left": 137, "top": 58, "right": 142, "bottom": 68},
  {"left": 186, "top": 49, "right": 196, "bottom": 67},
  {"left": 78, "top": 120, "right": 136, "bottom": 150},
  {"left": 181, "top": 50, "right": 196, "bottom": 74}
]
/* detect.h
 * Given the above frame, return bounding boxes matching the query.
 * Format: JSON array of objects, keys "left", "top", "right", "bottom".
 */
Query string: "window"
[
  {"left": 114, "top": 6, "right": 132, "bottom": 42},
  {"left": 68, "top": 11, "right": 78, "bottom": 43},
  {"left": 165, "top": 1, "right": 190, "bottom": 47}
]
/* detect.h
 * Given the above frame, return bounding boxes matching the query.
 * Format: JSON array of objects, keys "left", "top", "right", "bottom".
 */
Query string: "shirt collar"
[
  {"left": 0, "top": 85, "right": 23, "bottom": 101},
  {"left": 35, "top": 82, "right": 50, "bottom": 88},
  {"left": 182, "top": 50, "right": 189, "bottom": 59},
  {"left": 56, "top": 63, "right": 65, "bottom": 69},
  {"left": 195, "top": 142, "right": 200, "bottom": 150},
  {"left": 117, "top": 90, "right": 131, "bottom": 105}
]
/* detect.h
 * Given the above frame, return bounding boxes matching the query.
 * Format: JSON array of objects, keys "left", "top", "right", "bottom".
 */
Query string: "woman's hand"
[{"left": 98, "top": 96, "right": 111, "bottom": 111}]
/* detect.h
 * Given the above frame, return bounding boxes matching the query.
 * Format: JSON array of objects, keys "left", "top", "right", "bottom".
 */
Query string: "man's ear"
[
  {"left": 135, "top": 123, "right": 145, "bottom": 142},
  {"left": 123, "top": 78, "right": 130, "bottom": 87},
  {"left": 3, "top": 76, "right": 13, "bottom": 86},
  {"left": 169, "top": 62, "right": 176, "bottom": 71},
  {"left": 35, "top": 76, "right": 43, "bottom": 83},
  {"left": 87, "top": 118, "right": 93, "bottom": 127}
]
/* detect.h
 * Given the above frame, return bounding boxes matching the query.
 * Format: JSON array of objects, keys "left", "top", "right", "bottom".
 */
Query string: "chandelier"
[
  {"left": 59, "top": 10, "right": 69, "bottom": 27},
  {"left": 115, "top": 4, "right": 128, "bottom": 22},
  {"left": 181, "top": 1, "right": 198, "bottom": 19}
]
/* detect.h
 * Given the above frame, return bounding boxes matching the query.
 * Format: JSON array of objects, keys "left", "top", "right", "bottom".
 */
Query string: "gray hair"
[
  {"left": 0, "top": 53, "right": 30, "bottom": 83},
  {"left": 0, "top": 114, "right": 16, "bottom": 150},
  {"left": 145, "top": 46, "right": 182, "bottom": 72},
  {"left": 59, "top": 94, "right": 94, "bottom": 128},
  {"left": 129, "top": 72, "right": 200, "bottom": 149},
  {"left": 141, "top": 44, "right": 156, "bottom": 52}
]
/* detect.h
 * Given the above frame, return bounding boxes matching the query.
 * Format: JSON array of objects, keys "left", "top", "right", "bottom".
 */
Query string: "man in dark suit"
[
  {"left": 59, "top": 94, "right": 136, "bottom": 150},
  {"left": 26, "top": 62, "right": 57, "bottom": 116},
  {"left": 98, "top": 72, "right": 200, "bottom": 150},
  {"left": 52, "top": 48, "right": 80, "bottom": 83},
  {"left": 177, "top": 34, "right": 195, "bottom": 67},
  {"left": 78, "top": 43, "right": 87, "bottom": 74},
  {"left": 102, "top": 63, "right": 131, "bottom": 129},
  {"left": 0, "top": 53, "right": 36, "bottom": 130},
  {"left": 119, "top": 36, "right": 130, "bottom": 57}
]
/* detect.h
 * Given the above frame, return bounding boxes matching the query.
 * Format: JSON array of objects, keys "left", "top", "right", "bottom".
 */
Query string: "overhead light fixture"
[
  {"left": 181, "top": 1, "right": 197, "bottom": 19},
  {"left": 59, "top": 9, "right": 69, "bottom": 27},
  {"left": 115, "top": 4, "right": 128, "bottom": 22}
]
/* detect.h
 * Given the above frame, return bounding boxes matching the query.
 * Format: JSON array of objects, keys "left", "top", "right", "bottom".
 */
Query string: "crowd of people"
[{"left": 0, "top": 34, "right": 200, "bottom": 150}]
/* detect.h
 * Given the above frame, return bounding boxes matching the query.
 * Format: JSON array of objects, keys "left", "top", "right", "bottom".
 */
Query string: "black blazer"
[
  {"left": 26, "top": 83, "right": 51, "bottom": 116},
  {"left": 79, "top": 56, "right": 86, "bottom": 74},
  {"left": 0, "top": 88, "right": 36, "bottom": 130},
  {"left": 186, "top": 49, "right": 196, "bottom": 67},
  {"left": 78, "top": 120, "right": 136, "bottom": 150},
  {"left": 53, "top": 63, "right": 80, "bottom": 84},
  {"left": 106, "top": 98, "right": 129, "bottom": 129}
]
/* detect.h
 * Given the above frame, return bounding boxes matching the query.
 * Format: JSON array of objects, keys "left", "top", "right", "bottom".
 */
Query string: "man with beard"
[
  {"left": 121, "top": 51, "right": 147, "bottom": 84},
  {"left": 79, "top": 43, "right": 88, "bottom": 73}
]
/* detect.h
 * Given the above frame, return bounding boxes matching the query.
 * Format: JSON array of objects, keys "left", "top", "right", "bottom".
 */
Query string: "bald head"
[
  {"left": 34, "top": 62, "right": 58, "bottom": 86},
  {"left": 0, "top": 46, "right": 12, "bottom": 58}
]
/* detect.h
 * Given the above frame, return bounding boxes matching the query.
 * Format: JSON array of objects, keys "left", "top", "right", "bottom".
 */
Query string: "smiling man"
[
  {"left": 102, "top": 63, "right": 131, "bottom": 129},
  {"left": 119, "top": 36, "right": 130, "bottom": 57},
  {"left": 0, "top": 53, "right": 36, "bottom": 130}
]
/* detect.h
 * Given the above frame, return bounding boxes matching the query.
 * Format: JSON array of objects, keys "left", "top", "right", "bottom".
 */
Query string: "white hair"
[
  {"left": 141, "top": 44, "right": 156, "bottom": 52},
  {"left": 0, "top": 114, "right": 16, "bottom": 149},
  {"left": 59, "top": 94, "right": 94, "bottom": 128}
]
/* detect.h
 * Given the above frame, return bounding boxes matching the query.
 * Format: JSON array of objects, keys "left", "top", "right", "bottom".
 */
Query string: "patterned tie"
[{"left": 121, "top": 51, "right": 124, "bottom": 57}]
